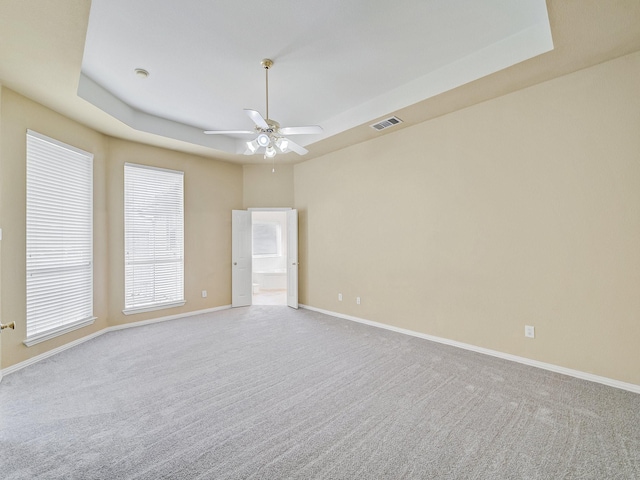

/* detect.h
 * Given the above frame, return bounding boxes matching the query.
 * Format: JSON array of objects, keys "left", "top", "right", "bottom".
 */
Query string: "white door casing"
[{"left": 231, "top": 210, "right": 252, "bottom": 307}]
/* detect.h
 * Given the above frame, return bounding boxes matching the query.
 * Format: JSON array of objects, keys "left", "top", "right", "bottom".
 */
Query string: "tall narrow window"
[
  {"left": 26, "top": 130, "right": 94, "bottom": 345},
  {"left": 124, "top": 163, "right": 184, "bottom": 313}
]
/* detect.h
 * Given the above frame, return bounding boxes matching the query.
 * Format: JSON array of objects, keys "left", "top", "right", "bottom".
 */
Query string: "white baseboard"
[
  {"left": 1, "top": 329, "right": 106, "bottom": 379},
  {"left": 299, "top": 304, "right": 640, "bottom": 395},
  {"left": 108, "top": 304, "right": 231, "bottom": 332},
  {"left": 0, "top": 305, "right": 231, "bottom": 381},
  {"left": 4, "top": 303, "right": 638, "bottom": 395}
]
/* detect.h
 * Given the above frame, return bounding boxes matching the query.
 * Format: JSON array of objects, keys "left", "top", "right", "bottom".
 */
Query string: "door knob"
[
  {"left": 233, "top": 262, "right": 237, "bottom": 265},
  {"left": 1, "top": 321, "right": 16, "bottom": 331}
]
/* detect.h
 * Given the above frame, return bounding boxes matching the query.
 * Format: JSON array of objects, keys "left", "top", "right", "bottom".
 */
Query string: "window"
[
  {"left": 26, "top": 130, "right": 94, "bottom": 345},
  {"left": 124, "top": 163, "right": 184, "bottom": 313},
  {"left": 252, "top": 222, "right": 281, "bottom": 257}
]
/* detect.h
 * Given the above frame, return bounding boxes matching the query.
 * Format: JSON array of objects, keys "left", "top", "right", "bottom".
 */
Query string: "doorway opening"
[{"left": 251, "top": 210, "right": 287, "bottom": 305}]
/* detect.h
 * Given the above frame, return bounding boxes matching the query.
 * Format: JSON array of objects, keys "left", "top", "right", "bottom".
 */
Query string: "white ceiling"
[
  {"left": 79, "top": 0, "right": 552, "bottom": 157},
  {"left": 2, "top": 1, "right": 640, "bottom": 165}
]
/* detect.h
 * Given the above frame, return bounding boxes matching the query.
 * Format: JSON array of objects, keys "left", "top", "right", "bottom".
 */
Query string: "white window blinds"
[
  {"left": 124, "top": 163, "right": 184, "bottom": 313},
  {"left": 26, "top": 130, "right": 94, "bottom": 345}
]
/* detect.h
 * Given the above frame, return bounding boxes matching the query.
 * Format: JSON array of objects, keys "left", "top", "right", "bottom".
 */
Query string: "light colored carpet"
[{"left": 1, "top": 306, "right": 638, "bottom": 479}]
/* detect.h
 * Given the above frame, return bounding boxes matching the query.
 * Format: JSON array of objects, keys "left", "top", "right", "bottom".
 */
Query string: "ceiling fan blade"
[
  {"left": 203, "top": 130, "right": 254, "bottom": 135},
  {"left": 244, "top": 109, "right": 269, "bottom": 130},
  {"left": 284, "top": 137, "right": 308, "bottom": 155},
  {"left": 279, "top": 125, "right": 323, "bottom": 136}
]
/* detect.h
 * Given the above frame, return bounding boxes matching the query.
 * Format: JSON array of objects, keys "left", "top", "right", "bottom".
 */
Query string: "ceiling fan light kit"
[
  {"left": 246, "top": 139, "right": 259, "bottom": 154},
  {"left": 256, "top": 133, "right": 270, "bottom": 147},
  {"left": 275, "top": 137, "right": 289, "bottom": 152},
  {"left": 265, "top": 145, "right": 277, "bottom": 158},
  {"left": 204, "top": 58, "right": 322, "bottom": 161}
]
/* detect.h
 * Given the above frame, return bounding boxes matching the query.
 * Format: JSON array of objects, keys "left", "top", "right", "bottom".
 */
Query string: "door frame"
[{"left": 238, "top": 208, "right": 297, "bottom": 308}]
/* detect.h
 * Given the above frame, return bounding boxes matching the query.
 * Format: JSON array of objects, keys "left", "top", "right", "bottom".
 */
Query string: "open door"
[
  {"left": 286, "top": 209, "right": 298, "bottom": 309},
  {"left": 231, "top": 210, "right": 252, "bottom": 307},
  {"left": 0, "top": 229, "right": 2, "bottom": 381}
]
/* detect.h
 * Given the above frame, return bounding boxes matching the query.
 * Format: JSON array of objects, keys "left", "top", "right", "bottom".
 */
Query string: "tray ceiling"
[
  {"left": 3, "top": 1, "right": 640, "bottom": 164},
  {"left": 78, "top": 0, "right": 552, "bottom": 157}
]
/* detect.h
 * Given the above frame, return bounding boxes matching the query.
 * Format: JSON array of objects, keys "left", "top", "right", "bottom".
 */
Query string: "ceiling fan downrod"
[{"left": 261, "top": 58, "right": 273, "bottom": 122}]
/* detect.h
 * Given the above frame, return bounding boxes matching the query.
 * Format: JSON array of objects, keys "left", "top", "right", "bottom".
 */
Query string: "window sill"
[
  {"left": 24, "top": 316, "right": 97, "bottom": 347},
  {"left": 122, "top": 301, "right": 186, "bottom": 316}
]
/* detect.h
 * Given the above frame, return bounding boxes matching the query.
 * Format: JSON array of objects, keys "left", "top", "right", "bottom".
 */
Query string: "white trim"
[
  {"left": 6, "top": 303, "right": 637, "bottom": 395},
  {"left": 111, "top": 304, "right": 230, "bottom": 332},
  {"left": 247, "top": 207, "right": 292, "bottom": 211},
  {"left": 10, "top": 329, "right": 106, "bottom": 378},
  {"left": 0, "top": 305, "right": 231, "bottom": 381},
  {"left": 299, "top": 304, "right": 640, "bottom": 395},
  {"left": 24, "top": 317, "right": 97, "bottom": 347},
  {"left": 123, "top": 301, "right": 186, "bottom": 316}
]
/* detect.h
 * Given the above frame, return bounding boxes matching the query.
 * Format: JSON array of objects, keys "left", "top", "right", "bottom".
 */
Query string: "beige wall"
[
  {"left": 107, "top": 138, "right": 243, "bottom": 326},
  {"left": 0, "top": 88, "right": 110, "bottom": 368},
  {"left": 295, "top": 52, "right": 640, "bottom": 385},
  {"left": 243, "top": 164, "right": 294, "bottom": 208},
  {"left": 0, "top": 88, "right": 243, "bottom": 368},
  {"left": 2, "top": 51, "right": 639, "bottom": 386}
]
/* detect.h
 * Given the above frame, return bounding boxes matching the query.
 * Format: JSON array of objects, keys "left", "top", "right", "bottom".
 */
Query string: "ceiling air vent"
[{"left": 370, "top": 116, "right": 403, "bottom": 131}]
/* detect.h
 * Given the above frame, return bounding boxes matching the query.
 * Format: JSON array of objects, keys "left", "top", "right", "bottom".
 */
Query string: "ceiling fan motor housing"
[{"left": 264, "top": 119, "right": 279, "bottom": 134}]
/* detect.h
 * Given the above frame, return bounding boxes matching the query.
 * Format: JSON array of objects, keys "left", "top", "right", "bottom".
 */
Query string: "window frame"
[
  {"left": 123, "top": 162, "right": 185, "bottom": 315},
  {"left": 24, "top": 130, "right": 95, "bottom": 346},
  {"left": 252, "top": 221, "right": 282, "bottom": 258}
]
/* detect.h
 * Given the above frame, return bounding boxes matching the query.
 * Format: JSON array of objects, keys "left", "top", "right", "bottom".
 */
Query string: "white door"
[
  {"left": 287, "top": 209, "right": 299, "bottom": 309},
  {"left": 231, "top": 210, "right": 252, "bottom": 307},
  {"left": 0, "top": 231, "right": 2, "bottom": 379}
]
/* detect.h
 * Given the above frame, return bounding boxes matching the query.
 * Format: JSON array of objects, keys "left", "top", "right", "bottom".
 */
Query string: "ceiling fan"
[{"left": 204, "top": 59, "right": 323, "bottom": 158}]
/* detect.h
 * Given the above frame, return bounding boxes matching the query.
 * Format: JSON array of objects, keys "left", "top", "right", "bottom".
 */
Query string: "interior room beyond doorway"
[{"left": 251, "top": 210, "right": 287, "bottom": 305}]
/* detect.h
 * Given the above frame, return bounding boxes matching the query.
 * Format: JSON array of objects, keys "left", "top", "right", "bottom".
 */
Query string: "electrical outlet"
[
  {"left": 524, "top": 325, "right": 535, "bottom": 338},
  {"left": 338, "top": 293, "right": 343, "bottom": 301},
  {"left": 202, "top": 290, "right": 207, "bottom": 298},
  {"left": 356, "top": 296, "right": 361, "bottom": 305}
]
